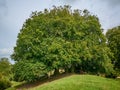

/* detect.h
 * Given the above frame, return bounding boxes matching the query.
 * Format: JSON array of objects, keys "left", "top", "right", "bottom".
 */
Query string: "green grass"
[
  {"left": 30, "top": 75, "right": 120, "bottom": 90},
  {"left": 6, "top": 81, "right": 25, "bottom": 90},
  {"left": 6, "top": 75, "right": 120, "bottom": 90}
]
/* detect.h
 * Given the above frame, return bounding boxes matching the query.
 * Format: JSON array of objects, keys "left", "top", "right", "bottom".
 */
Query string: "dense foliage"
[
  {"left": 106, "top": 26, "right": 120, "bottom": 72},
  {"left": 0, "top": 58, "right": 12, "bottom": 89},
  {"left": 0, "top": 73, "right": 11, "bottom": 90},
  {"left": 11, "top": 5, "right": 113, "bottom": 82},
  {"left": 0, "top": 58, "right": 12, "bottom": 77},
  {"left": 13, "top": 60, "right": 47, "bottom": 82}
]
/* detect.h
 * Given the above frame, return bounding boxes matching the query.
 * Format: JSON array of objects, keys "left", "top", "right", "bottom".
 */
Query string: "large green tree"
[
  {"left": 106, "top": 26, "right": 120, "bottom": 72},
  {"left": 12, "top": 5, "right": 113, "bottom": 81}
]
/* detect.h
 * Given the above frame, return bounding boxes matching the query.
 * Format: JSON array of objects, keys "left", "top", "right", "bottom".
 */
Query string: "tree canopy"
[{"left": 11, "top": 5, "right": 113, "bottom": 82}]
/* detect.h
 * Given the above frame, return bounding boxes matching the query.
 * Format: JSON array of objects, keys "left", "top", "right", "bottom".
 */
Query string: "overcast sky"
[{"left": 0, "top": 0, "right": 120, "bottom": 63}]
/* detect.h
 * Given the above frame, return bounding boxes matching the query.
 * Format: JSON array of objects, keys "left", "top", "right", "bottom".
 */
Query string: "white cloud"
[
  {"left": 0, "top": 48, "right": 15, "bottom": 64},
  {"left": 0, "top": 48, "right": 13, "bottom": 57}
]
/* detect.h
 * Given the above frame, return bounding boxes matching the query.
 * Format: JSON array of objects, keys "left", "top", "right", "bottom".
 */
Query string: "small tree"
[
  {"left": 106, "top": 26, "right": 120, "bottom": 72},
  {"left": 0, "top": 58, "right": 12, "bottom": 89},
  {"left": 0, "top": 58, "right": 12, "bottom": 77}
]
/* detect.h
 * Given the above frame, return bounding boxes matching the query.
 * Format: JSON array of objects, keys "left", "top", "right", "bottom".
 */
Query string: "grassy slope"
[
  {"left": 6, "top": 81, "right": 25, "bottom": 90},
  {"left": 30, "top": 75, "right": 120, "bottom": 90}
]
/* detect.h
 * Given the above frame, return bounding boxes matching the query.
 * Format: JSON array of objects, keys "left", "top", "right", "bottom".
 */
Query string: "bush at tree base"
[
  {"left": 0, "top": 73, "right": 11, "bottom": 90},
  {"left": 13, "top": 60, "right": 48, "bottom": 82}
]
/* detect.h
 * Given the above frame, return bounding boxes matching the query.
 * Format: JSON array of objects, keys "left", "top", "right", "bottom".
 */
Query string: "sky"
[{"left": 0, "top": 0, "right": 120, "bottom": 63}]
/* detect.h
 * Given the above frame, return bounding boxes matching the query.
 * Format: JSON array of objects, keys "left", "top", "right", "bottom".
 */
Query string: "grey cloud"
[
  {"left": 0, "top": 0, "right": 5, "bottom": 6},
  {"left": 63, "top": 0, "right": 77, "bottom": 3},
  {"left": 0, "top": 0, "right": 6, "bottom": 7},
  {"left": 101, "top": 0, "right": 120, "bottom": 7},
  {"left": 62, "top": 0, "right": 120, "bottom": 7},
  {"left": 61, "top": 0, "right": 78, "bottom": 4},
  {"left": 108, "top": 0, "right": 120, "bottom": 5},
  {"left": 0, "top": 0, "right": 7, "bottom": 18}
]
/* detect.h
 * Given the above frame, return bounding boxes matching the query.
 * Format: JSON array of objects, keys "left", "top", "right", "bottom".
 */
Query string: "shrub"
[
  {"left": 13, "top": 60, "right": 48, "bottom": 82},
  {"left": 0, "top": 73, "right": 11, "bottom": 90},
  {"left": 105, "top": 70, "right": 119, "bottom": 78}
]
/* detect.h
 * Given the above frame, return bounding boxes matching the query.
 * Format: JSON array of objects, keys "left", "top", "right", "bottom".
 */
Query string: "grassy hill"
[
  {"left": 30, "top": 75, "right": 120, "bottom": 90},
  {"left": 7, "top": 75, "right": 120, "bottom": 90}
]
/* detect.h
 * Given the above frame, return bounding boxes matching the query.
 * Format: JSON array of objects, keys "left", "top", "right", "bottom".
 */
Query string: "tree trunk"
[
  {"left": 71, "top": 66, "right": 75, "bottom": 73},
  {"left": 54, "top": 68, "right": 59, "bottom": 75}
]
